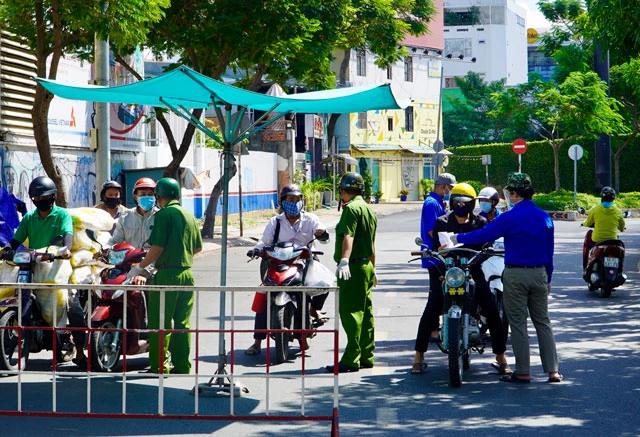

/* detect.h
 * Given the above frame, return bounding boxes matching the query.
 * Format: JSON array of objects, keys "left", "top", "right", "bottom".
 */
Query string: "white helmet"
[{"left": 478, "top": 187, "right": 500, "bottom": 204}]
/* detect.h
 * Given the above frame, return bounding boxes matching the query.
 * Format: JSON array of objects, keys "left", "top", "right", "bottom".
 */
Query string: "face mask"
[
  {"left": 443, "top": 190, "right": 450, "bottom": 201},
  {"left": 104, "top": 197, "right": 120, "bottom": 209},
  {"left": 282, "top": 200, "right": 303, "bottom": 217},
  {"left": 479, "top": 202, "right": 493, "bottom": 213},
  {"left": 601, "top": 201, "right": 613, "bottom": 208},
  {"left": 138, "top": 196, "right": 155, "bottom": 211},
  {"left": 33, "top": 198, "right": 55, "bottom": 212},
  {"left": 453, "top": 205, "right": 469, "bottom": 217}
]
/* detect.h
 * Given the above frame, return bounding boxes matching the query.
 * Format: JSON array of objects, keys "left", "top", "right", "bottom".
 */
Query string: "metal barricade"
[{"left": 0, "top": 282, "right": 340, "bottom": 435}]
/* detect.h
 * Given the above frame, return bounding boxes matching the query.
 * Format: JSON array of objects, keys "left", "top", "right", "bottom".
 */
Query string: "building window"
[
  {"left": 404, "top": 56, "right": 413, "bottom": 82},
  {"left": 386, "top": 65, "right": 393, "bottom": 80},
  {"left": 445, "top": 38, "right": 473, "bottom": 58},
  {"left": 357, "top": 112, "right": 367, "bottom": 129},
  {"left": 356, "top": 49, "right": 366, "bottom": 77},
  {"left": 387, "top": 117, "right": 393, "bottom": 131},
  {"left": 405, "top": 106, "right": 414, "bottom": 132}
]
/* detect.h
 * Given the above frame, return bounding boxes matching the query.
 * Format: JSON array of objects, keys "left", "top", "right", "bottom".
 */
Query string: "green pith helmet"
[
  {"left": 505, "top": 172, "right": 532, "bottom": 190},
  {"left": 155, "top": 177, "right": 181, "bottom": 199},
  {"left": 339, "top": 172, "right": 364, "bottom": 193}
]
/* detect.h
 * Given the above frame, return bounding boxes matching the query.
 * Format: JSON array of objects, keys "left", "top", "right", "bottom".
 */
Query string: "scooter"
[
  {"left": 479, "top": 238, "right": 507, "bottom": 339},
  {"left": 0, "top": 237, "right": 76, "bottom": 371},
  {"left": 86, "top": 230, "right": 149, "bottom": 371},
  {"left": 581, "top": 210, "right": 630, "bottom": 298},
  {"left": 249, "top": 241, "right": 328, "bottom": 364}
]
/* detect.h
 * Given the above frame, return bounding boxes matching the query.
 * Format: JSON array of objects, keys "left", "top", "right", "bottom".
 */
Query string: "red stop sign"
[{"left": 512, "top": 138, "right": 527, "bottom": 155}]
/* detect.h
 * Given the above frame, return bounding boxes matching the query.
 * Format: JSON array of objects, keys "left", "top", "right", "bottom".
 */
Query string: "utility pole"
[
  {"left": 593, "top": 44, "right": 611, "bottom": 192},
  {"left": 94, "top": 32, "right": 110, "bottom": 190}
]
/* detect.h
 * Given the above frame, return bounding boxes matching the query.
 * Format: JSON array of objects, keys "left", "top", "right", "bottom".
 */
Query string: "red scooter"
[{"left": 86, "top": 230, "right": 149, "bottom": 371}]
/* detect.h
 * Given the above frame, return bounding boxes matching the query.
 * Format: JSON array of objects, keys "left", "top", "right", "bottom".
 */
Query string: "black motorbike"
[{"left": 0, "top": 237, "right": 76, "bottom": 372}]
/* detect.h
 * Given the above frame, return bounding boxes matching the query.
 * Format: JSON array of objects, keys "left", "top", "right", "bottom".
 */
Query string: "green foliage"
[
  {"left": 399, "top": 189, "right": 410, "bottom": 196},
  {"left": 420, "top": 178, "right": 434, "bottom": 196},
  {"left": 616, "top": 192, "right": 640, "bottom": 209},
  {"left": 532, "top": 190, "right": 640, "bottom": 211},
  {"left": 585, "top": 0, "right": 640, "bottom": 63},
  {"left": 374, "top": 190, "right": 383, "bottom": 199},
  {"left": 462, "top": 180, "right": 483, "bottom": 196},
  {"left": 362, "top": 170, "right": 374, "bottom": 200},
  {"left": 443, "top": 6, "right": 481, "bottom": 26}
]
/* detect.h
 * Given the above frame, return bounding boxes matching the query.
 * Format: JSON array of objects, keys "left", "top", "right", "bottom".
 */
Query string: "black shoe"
[
  {"left": 326, "top": 363, "right": 359, "bottom": 373},
  {"left": 360, "top": 362, "right": 374, "bottom": 369}
]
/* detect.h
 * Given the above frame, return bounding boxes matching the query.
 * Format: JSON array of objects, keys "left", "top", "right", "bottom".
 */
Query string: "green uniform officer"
[
  {"left": 326, "top": 172, "right": 377, "bottom": 374},
  {"left": 131, "top": 177, "right": 202, "bottom": 374}
]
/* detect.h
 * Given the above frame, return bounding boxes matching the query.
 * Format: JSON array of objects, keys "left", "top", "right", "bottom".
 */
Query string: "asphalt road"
[{"left": 1, "top": 208, "right": 639, "bottom": 436}]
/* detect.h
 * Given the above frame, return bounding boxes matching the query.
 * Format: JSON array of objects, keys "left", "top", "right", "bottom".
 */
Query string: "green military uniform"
[
  {"left": 334, "top": 195, "right": 377, "bottom": 369},
  {"left": 147, "top": 199, "right": 202, "bottom": 374},
  {"left": 13, "top": 205, "right": 73, "bottom": 249}
]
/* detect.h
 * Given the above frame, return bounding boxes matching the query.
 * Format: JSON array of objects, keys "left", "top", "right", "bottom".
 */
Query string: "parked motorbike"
[
  {"left": 86, "top": 230, "right": 149, "bottom": 371},
  {"left": 410, "top": 237, "right": 505, "bottom": 388},
  {"left": 0, "top": 237, "right": 76, "bottom": 371},
  {"left": 249, "top": 240, "right": 328, "bottom": 364},
  {"left": 479, "top": 238, "right": 506, "bottom": 339}
]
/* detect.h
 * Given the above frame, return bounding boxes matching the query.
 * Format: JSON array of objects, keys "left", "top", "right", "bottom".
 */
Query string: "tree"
[
  {"left": 491, "top": 71, "right": 627, "bottom": 191},
  {"left": 0, "top": 0, "right": 168, "bottom": 206},
  {"left": 584, "top": 0, "right": 640, "bottom": 63}
]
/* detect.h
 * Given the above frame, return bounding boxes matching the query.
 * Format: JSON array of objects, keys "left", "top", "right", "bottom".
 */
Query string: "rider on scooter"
[
  {"left": 581, "top": 187, "right": 626, "bottom": 271},
  {"left": 245, "top": 183, "right": 329, "bottom": 356},
  {"left": 109, "top": 177, "right": 159, "bottom": 250},
  {"left": 477, "top": 187, "right": 501, "bottom": 222},
  {"left": 2, "top": 176, "right": 88, "bottom": 368}
]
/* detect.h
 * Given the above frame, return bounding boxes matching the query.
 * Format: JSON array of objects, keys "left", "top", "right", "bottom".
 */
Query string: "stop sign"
[{"left": 512, "top": 138, "right": 527, "bottom": 155}]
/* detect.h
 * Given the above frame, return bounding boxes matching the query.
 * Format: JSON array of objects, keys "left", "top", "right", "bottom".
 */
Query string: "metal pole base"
[{"left": 190, "top": 379, "right": 249, "bottom": 398}]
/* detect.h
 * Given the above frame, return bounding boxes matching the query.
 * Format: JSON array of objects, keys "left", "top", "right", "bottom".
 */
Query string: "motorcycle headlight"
[
  {"left": 12, "top": 251, "right": 32, "bottom": 263},
  {"left": 445, "top": 267, "right": 466, "bottom": 288}
]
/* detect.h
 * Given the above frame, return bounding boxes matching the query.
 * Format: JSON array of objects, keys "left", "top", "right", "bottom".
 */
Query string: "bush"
[
  {"left": 532, "top": 190, "right": 640, "bottom": 211},
  {"left": 420, "top": 179, "right": 434, "bottom": 197},
  {"left": 462, "top": 180, "right": 483, "bottom": 196}
]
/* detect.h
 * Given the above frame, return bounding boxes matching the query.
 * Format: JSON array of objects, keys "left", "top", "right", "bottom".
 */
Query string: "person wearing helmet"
[
  {"left": 412, "top": 183, "right": 510, "bottom": 376},
  {"left": 3, "top": 176, "right": 89, "bottom": 368},
  {"left": 581, "top": 186, "right": 626, "bottom": 270},
  {"left": 453, "top": 173, "right": 562, "bottom": 384},
  {"left": 245, "top": 183, "right": 329, "bottom": 356},
  {"left": 477, "top": 186, "right": 501, "bottom": 222},
  {"left": 326, "top": 172, "right": 377, "bottom": 373},
  {"left": 127, "top": 177, "right": 202, "bottom": 374},
  {"left": 95, "top": 180, "right": 125, "bottom": 221},
  {"left": 109, "top": 177, "right": 159, "bottom": 249}
]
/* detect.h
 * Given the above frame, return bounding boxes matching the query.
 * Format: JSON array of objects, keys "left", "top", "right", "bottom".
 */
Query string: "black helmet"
[
  {"left": 100, "top": 180, "right": 122, "bottom": 202},
  {"left": 28, "top": 176, "right": 57, "bottom": 198},
  {"left": 280, "top": 184, "right": 302, "bottom": 202},
  {"left": 339, "top": 172, "right": 364, "bottom": 193},
  {"left": 156, "top": 177, "right": 181, "bottom": 199},
  {"left": 601, "top": 186, "right": 616, "bottom": 202}
]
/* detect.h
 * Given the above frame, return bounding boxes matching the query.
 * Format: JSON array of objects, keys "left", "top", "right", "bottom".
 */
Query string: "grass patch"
[{"left": 533, "top": 189, "right": 640, "bottom": 211}]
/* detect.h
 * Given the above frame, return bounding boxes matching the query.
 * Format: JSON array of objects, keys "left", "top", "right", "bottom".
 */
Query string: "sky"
[{"left": 521, "top": 0, "right": 552, "bottom": 28}]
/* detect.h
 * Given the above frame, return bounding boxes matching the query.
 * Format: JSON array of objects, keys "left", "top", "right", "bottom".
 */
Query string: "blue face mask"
[
  {"left": 479, "top": 202, "right": 493, "bottom": 213},
  {"left": 601, "top": 201, "right": 613, "bottom": 208},
  {"left": 282, "top": 200, "right": 303, "bottom": 216},
  {"left": 138, "top": 196, "right": 156, "bottom": 211}
]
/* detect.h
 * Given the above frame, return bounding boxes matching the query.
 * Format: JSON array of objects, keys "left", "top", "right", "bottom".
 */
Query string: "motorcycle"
[
  {"left": 249, "top": 240, "right": 329, "bottom": 364},
  {"left": 86, "top": 230, "right": 150, "bottom": 371},
  {"left": 410, "top": 237, "right": 505, "bottom": 388},
  {"left": 580, "top": 209, "right": 630, "bottom": 298},
  {"left": 0, "top": 237, "right": 76, "bottom": 371},
  {"left": 479, "top": 238, "right": 506, "bottom": 339}
]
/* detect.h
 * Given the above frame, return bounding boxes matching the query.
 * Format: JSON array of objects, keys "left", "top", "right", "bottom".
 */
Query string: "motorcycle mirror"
[
  {"left": 577, "top": 206, "right": 586, "bottom": 215},
  {"left": 415, "top": 237, "right": 423, "bottom": 247},
  {"left": 623, "top": 210, "right": 632, "bottom": 218}
]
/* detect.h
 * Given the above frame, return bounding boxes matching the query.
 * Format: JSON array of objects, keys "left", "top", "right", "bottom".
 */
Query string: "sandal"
[
  {"left": 548, "top": 373, "right": 563, "bottom": 383},
  {"left": 499, "top": 374, "right": 530, "bottom": 384},
  {"left": 491, "top": 362, "right": 513, "bottom": 375},
  {"left": 244, "top": 344, "right": 261, "bottom": 355},
  {"left": 411, "top": 362, "right": 427, "bottom": 375}
]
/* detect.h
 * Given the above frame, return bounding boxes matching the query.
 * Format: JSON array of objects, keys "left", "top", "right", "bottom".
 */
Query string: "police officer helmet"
[
  {"left": 28, "top": 176, "right": 57, "bottom": 198},
  {"left": 338, "top": 172, "right": 364, "bottom": 193},
  {"left": 100, "top": 180, "right": 122, "bottom": 202},
  {"left": 280, "top": 184, "right": 302, "bottom": 202},
  {"left": 155, "top": 177, "right": 181, "bottom": 199},
  {"left": 601, "top": 186, "right": 616, "bottom": 202}
]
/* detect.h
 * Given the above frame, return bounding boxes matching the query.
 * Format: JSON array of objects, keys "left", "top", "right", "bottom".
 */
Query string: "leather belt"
[
  {"left": 505, "top": 264, "right": 544, "bottom": 269},
  {"left": 349, "top": 257, "right": 370, "bottom": 263}
]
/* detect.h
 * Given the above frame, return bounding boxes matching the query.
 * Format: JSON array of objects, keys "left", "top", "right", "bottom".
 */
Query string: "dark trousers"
[
  {"left": 68, "top": 291, "right": 87, "bottom": 349},
  {"left": 414, "top": 264, "right": 507, "bottom": 355}
]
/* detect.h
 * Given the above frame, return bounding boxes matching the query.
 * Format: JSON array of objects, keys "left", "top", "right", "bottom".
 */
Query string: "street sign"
[
  {"left": 481, "top": 154, "right": 491, "bottom": 165},
  {"left": 433, "top": 139, "right": 444, "bottom": 152},
  {"left": 512, "top": 139, "right": 527, "bottom": 155},
  {"left": 568, "top": 144, "right": 584, "bottom": 161}
]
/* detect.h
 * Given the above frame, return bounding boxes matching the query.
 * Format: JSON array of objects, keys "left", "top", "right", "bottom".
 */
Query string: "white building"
[{"left": 443, "top": 0, "right": 528, "bottom": 87}]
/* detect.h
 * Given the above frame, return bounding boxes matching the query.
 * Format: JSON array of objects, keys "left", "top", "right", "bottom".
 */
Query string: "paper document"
[{"left": 440, "top": 232, "right": 463, "bottom": 249}]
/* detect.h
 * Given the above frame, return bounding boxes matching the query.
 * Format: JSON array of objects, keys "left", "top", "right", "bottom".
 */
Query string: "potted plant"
[
  {"left": 399, "top": 189, "right": 409, "bottom": 201},
  {"left": 420, "top": 179, "right": 434, "bottom": 200},
  {"left": 374, "top": 190, "right": 383, "bottom": 204}
]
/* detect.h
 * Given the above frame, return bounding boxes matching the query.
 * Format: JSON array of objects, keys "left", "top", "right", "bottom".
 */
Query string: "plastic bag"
[
  {"left": 304, "top": 259, "right": 337, "bottom": 295},
  {"left": 69, "top": 207, "right": 115, "bottom": 232}
]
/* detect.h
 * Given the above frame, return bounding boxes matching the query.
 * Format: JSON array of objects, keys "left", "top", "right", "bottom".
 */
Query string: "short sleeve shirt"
[
  {"left": 147, "top": 200, "right": 202, "bottom": 269},
  {"left": 334, "top": 195, "right": 377, "bottom": 263},
  {"left": 13, "top": 205, "right": 73, "bottom": 249}
]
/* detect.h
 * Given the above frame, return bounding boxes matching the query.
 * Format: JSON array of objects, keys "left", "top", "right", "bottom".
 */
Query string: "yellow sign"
[{"left": 527, "top": 28, "right": 539, "bottom": 44}]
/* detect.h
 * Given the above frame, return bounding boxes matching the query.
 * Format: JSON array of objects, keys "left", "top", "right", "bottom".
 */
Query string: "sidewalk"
[{"left": 199, "top": 201, "right": 424, "bottom": 254}]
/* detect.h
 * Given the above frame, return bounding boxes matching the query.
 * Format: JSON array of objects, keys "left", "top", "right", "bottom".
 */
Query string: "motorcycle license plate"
[{"left": 604, "top": 257, "right": 619, "bottom": 268}]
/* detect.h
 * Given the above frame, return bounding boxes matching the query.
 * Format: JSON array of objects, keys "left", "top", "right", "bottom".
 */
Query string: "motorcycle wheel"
[
  {"left": 447, "top": 317, "right": 463, "bottom": 388},
  {"left": 601, "top": 284, "right": 613, "bottom": 298},
  {"left": 91, "top": 320, "right": 121, "bottom": 372},
  {"left": 0, "top": 309, "right": 30, "bottom": 372},
  {"left": 273, "top": 304, "right": 294, "bottom": 364}
]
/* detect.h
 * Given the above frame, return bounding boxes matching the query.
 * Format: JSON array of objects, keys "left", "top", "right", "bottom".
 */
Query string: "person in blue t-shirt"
[{"left": 452, "top": 173, "right": 562, "bottom": 384}]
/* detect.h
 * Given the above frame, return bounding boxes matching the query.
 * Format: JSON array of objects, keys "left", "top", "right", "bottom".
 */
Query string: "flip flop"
[
  {"left": 411, "top": 362, "right": 427, "bottom": 375},
  {"left": 244, "top": 344, "right": 261, "bottom": 355},
  {"left": 548, "top": 373, "right": 563, "bottom": 383},
  {"left": 491, "top": 362, "right": 513, "bottom": 375},
  {"left": 500, "top": 374, "right": 530, "bottom": 384}
]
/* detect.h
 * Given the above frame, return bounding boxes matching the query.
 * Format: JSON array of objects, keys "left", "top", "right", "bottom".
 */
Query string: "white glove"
[
  {"left": 336, "top": 258, "right": 351, "bottom": 280},
  {"left": 450, "top": 234, "right": 459, "bottom": 246},
  {"left": 57, "top": 247, "right": 71, "bottom": 259},
  {"left": 126, "top": 266, "right": 146, "bottom": 282}
]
